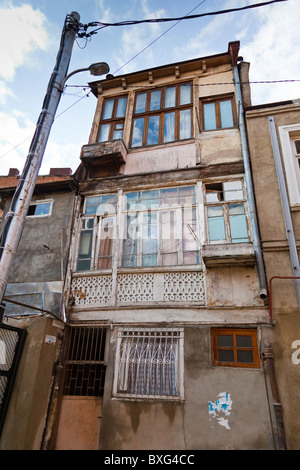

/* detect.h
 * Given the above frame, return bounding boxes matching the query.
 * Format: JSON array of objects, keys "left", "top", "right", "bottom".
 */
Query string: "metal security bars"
[
  {"left": 0, "top": 323, "right": 26, "bottom": 437},
  {"left": 63, "top": 326, "right": 106, "bottom": 396},
  {"left": 113, "top": 328, "right": 184, "bottom": 399}
]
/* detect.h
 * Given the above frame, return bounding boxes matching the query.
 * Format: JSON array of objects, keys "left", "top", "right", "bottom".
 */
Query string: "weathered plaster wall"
[
  {"left": 99, "top": 326, "right": 274, "bottom": 450},
  {"left": 0, "top": 316, "right": 64, "bottom": 450},
  {"left": 246, "top": 103, "right": 300, "bottom": 449},
  {"left": 4, "top": 191, "right": 74, "bottom": 283}
]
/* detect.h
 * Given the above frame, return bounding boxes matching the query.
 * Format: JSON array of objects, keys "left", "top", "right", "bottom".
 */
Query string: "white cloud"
[
  {"left": 0, "top": 109, "right": 82, "bottom": 176},
  {"left": 0, "top": 3, "right": 48, "bottom": 80},
  {"left": 0, "top": 110, "right": 34, "bottom": 175},
  {"left": 240, "top": 0, "right": 300, "bottom": 104}
]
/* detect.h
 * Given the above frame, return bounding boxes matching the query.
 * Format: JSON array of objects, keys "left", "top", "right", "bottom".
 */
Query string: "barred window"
[
  {"left": 63, "top": 327, "right": 107, "bottom": 396},
  {"left": 113, "top": 328, "right": 184, "bottom": 400}
]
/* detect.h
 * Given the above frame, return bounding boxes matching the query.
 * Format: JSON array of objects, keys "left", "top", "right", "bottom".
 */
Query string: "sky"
[{"left": 0, "top": 0, "right": 299, "bottom": 177}]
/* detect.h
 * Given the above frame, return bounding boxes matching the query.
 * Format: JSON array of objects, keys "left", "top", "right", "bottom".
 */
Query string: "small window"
[
  {"left": 204, "top": 180, "right": 250, "bottom": 244},
  {"left": 200, "top": 95, "right": 236, "bottom": 131},
  {"left": 27, "top": 201, "right": 52, "bottom": 217},
  {"left": 99, "top": 95, "right": 127, "bottom": 142},
  {"left": 113, "top": 328, "right": 184, "bottom": 399},
  {"left": 212, "top": 328, "right": 260, "bottom": 368}
]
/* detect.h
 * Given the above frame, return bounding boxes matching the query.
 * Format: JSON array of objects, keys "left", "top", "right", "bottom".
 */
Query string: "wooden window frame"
[
  {"left": 204, "top": 179, "right": 251, "bottom": 244},
  {"left": 98, "top": 95, "right": 128, "bottom": 142},
  {"left": 130, "top": 82, "right": 193, "bottom": 148},
  {"left": 200, "top": 93, "right": 237, "bottom": 131},
  {"left": 212, "top": 328, "right": 260, "bottom": 368}
]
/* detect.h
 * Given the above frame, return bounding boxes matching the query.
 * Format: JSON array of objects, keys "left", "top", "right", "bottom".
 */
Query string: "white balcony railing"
[{"left": 71, "top": 268, "right": 205, "bottom": 308}]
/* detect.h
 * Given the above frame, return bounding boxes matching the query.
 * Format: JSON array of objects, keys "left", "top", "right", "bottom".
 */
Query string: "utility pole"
[{"left": 0, "top": 12, "right": 80, "bottom": 315}]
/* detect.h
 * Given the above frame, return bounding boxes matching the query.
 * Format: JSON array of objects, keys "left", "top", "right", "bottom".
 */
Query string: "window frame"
[
  {"left": 76, "top": 194, "right": 118, "bottom": 272},
  {"left": 200, "top": 93, "right": 237, "bottom": 131},
  {"left": 98, "top": 95, "right": 128, "bottom": 142},
  {"left": 112, "top": 327, "right": 184, "bottom": 400},
  {"left": 26, "top": 199, "right": 53, "bottom": 218},
  {"left": 121, "top": 185, "right": 200, "bottom": 268},
  {"left": 130, "top": 82, "right": 193, "bottom": 148},
  {"left": 278, "top": 124, "right": 300, "bottom": 206},
  {"left": 212, "top": 328, "right": 260, "bottom": 369},
  {"left": 204, "top": 179, "right": 250, "bottom": 244}
]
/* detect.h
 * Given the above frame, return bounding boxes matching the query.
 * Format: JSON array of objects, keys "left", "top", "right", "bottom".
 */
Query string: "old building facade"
[
  {"left": 246, "top": 99, "right": 300, "bottom": 450},
  {"left": 47, "top": 42, "right": 281, "bottom": 450}
]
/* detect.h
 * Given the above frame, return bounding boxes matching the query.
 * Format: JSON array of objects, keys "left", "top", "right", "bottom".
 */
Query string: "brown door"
[
  {"left": 55, "top": 396, "right": 102, "bottom": 450},
  {"left": 54, "top": 326, "right": 106, "bottom": 450}
]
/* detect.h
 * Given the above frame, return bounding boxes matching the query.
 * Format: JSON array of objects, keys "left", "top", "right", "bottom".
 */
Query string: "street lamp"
[
  {"left": 61, "top": 62, "right": 110, "bottom": 88},
  {"left": 0, "top": 11, "right": 109, "bottom": 317}
]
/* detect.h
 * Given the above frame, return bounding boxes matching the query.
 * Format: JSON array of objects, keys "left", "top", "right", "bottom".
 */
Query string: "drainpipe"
[
  {"left": 232, "top": 58, "right": 268, "bottom": 299},
  {"left": 268, "top": 117, "right": 300, "bottom": 306},
  {"left": 262, "top": 339, "right": 287, "bottom": 450}
]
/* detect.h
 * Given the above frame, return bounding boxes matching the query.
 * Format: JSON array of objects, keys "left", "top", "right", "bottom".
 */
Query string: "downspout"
[{"left": 231, "top": 47, "right": 268, "bottom": 299}]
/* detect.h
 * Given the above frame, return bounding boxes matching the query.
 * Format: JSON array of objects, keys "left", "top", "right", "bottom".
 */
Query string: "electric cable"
[
  {"left": 113, "top": 0, "right": 207, "bottom": 75},
  {"left": 77, "top": 1, "right": 288, "bottom": 38}
]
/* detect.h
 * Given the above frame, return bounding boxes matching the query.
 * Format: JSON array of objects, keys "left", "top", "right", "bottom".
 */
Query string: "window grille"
[
  {"left": 63, "top": 327, "right": 107, "bottom": 396},
  {"left": 113, "top": 328, "right": 184, "bottom": 399}
]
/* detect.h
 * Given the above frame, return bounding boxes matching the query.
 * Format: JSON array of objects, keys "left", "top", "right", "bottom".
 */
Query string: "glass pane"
[
  {"left": 142, "top": 212, "right": 158, "bottom": 266},
  {"left": 116, "top": 96, "right": 127, "bottom": 117},
  {"left": 180, "top": 84, "right": 191, "bottom": 105},
  {"left": 218, "top": 350, "right": 234, "bottom": 362},
  {"left": 150, "top": 90, "right": 161, "bottom": 111},
  {"left": 203, "top": 102, "right": 216, "bottom": 130},
  {"left": 217, "top": 335, "right": 234, "bottom": 347},
  {"left": 228, "top": 204, "right": 245, "bottom": 216},
  {"left": 208, "top": 217, "right": 226, "bottom": 242},
  {"left": 99, "top": 124, "right": 110, "bottom": 142},
  {"left": 237, "top": 350, "right": 254, "bottom": 363},
  {"left": 135, "top": 93, "right": 146, "bottom": 113},
  {"left": 113, "top": 122, "right": 124, "bottom": 140},
  {"left": 147, "top": 115, "right": 160, "bottom": 145},
  {"left": 161, "top": 211, "right": 178, "bottom": 251},
  {"left": 132, "top": 118, "right": 144, "bottom": 147},
  {"left": 236, "top": 335, "right": 253, "bottom": 348},
  {"left": 103, "top": 99, "right": 114, "bottom": 119},
  {"left": 86, "top": 196, "right": 101, "bottom": 206},
  {"left": 224, "top": 181, "right": 243, "bottom": 201},
  {"left": 165, "top": 87, "right": 176, "bottom": 108},
  {"left": 295, "top": 140, "right": 300, "bottom": 154},
  {"left": 229, "top": 209, "right": 249, "bottom": 242},
  {"left": 183, "top": 207, "right": 198, "bottom": 252},
  {"left": 34, "top": 203, "right": 51, "bottom": 215},
  {"left": 162, "top": 253, "right": 178, "bottom": 266},
  {"left": 140, "top": 190, "right": 159, "bottom": 209},
  {"left": 76, "top": 259, "right": 91, "bottom": 271},
  {"left": 179, "top": 186, "right": 196, "bottom": 205},
  {"left": 179, "top": 109, "right": 191, "bottom": 140},
  {"left": 207, "top": 206, "right": 224, "bottom": 218},
  {"left": 98, "top": 218, "right": 114, "bottom": 269},
  {"left": 126, "top": 192, "right": 140, "bottom": 210},
  {"left": 122, "top": 215, "right": 138, "bottom": 267},
  {"left": 113, "top": 129, "right": 123, "bottom": 140},
  {"left": 220, "top": 100, "right": 234, "bottom": 128},
  {"left": 78, "top": 230, "right": 93, "bottom": 257},
  {"left": 183, "top": 251, "right": 198, "bottom": 265},
  {"left": 160, "top": 188, "right": 178, "bottom": 207},
  {"left": 163, "top": 112, "right": 175, "bottom": 142}
]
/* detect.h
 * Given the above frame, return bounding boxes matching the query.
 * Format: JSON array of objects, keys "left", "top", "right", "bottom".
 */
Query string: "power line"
[
  {"left": 113, "top": 0, "right": 207, "bottom": 75},
  {"left": 77, "top": 1, "right": 288, "bottom": 38}
]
